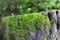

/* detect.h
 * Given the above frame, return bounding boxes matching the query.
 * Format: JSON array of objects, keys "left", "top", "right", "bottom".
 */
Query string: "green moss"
[{"left": 3, "top": 13, "right": 50, "bottom": 40}]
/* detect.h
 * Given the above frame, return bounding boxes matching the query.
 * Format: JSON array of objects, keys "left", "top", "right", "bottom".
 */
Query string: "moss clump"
[{"left": 3, "top": 13, "right": 50, "bottom": 40}]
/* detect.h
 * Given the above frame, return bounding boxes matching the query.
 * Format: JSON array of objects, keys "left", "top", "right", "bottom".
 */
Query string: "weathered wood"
[{"left": 1, "top": 10, "right": 60, "bottom": 40}]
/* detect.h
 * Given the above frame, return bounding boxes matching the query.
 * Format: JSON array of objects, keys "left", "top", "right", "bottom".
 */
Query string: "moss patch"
[{"left": 3, "top": 13, "right": 50, "bottom": 40}]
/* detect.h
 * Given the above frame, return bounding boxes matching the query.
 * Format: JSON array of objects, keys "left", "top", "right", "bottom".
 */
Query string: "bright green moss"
[{"left": 3, "top": 13, "right": 50, "bottom": 40}]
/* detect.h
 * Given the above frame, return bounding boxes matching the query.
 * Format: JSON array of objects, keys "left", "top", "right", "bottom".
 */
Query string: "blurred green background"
[{"left": 0, "top": 0, "right": 60, "bottom": 16}]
